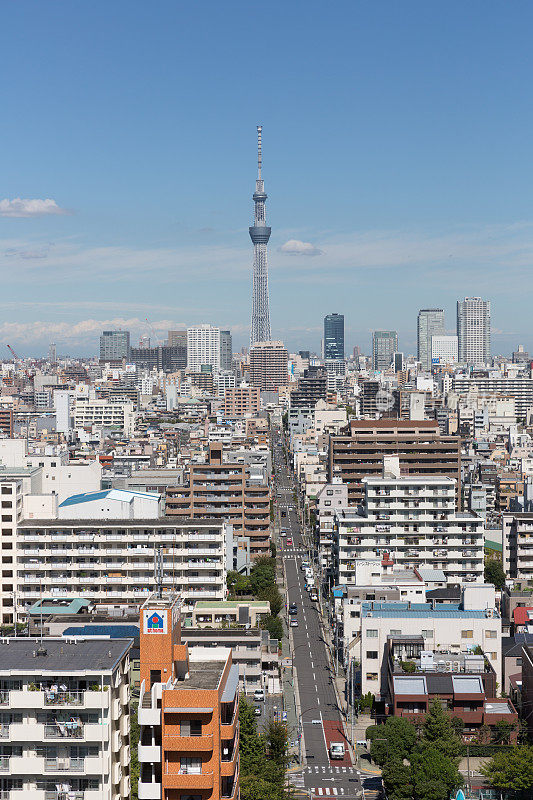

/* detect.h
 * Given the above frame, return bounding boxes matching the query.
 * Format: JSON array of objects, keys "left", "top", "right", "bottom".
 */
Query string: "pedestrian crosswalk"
[
  {"left": 311, "top": 788, "right": 344, "bottom": 796},
  {"left": 303, "top": 766, "right": 357, "bottom": 774}
]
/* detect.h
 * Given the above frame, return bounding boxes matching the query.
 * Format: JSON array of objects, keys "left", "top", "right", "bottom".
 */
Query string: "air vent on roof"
[{"left": 36, "top": 646, "right": 47, "bottom": 657}]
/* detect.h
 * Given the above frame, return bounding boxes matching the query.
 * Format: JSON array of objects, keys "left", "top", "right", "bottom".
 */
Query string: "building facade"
[
  {"left": 372, "top": 331, "right": 398, "bottom": 372},
  {"left": 15, "top": 518, "right": 232, "bottom": 613},
  {"left": 324, "top": 313, "right": 344, "bottom": 361},
  {"left": 457, "top": 297, "right": 491, "bottom": 365},
  {"left": 417, "top": 309, "right": 445, "bottom": 372},
  {"left": 333, "top": 473, "right": 485, "bottom": 587},
  {"left": 249, "top": 341, "right": 288, "bottom": 391},
  {"left": 166, "top": 443, "right": 270, "bottom": 557},
  {"left": 328, "top": 419, "right": 462, "bottom": 507},
  {"left": 431, "top": 335, "right": 458, "bottom": 366},
  {"left": 0, "top": 637, "right": 131, "bottom": 800},
  {"left": 138, "top": 592, "right": 239, "bottom": 800},
  {"left": 99, "top": 331, "right": 130, "bottom": 363},
  {"left": 187, "top": 326, "right": 221, "bottom": 373}
]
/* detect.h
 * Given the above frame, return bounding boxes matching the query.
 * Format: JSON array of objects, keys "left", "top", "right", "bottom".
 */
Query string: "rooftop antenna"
[
  {"left": 154, "top": 546, "right": 163, "bottom": 598},
  {"left": 257, "top": 125, "right": 262, "bottom": 180}
]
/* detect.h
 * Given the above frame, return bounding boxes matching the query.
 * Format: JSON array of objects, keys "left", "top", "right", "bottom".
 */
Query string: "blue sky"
[{"left": 1, "top": 1, "right": 533, "bottom": 356}]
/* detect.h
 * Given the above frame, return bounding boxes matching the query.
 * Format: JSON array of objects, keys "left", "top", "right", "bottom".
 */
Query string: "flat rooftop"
[
  {"left": 0, "top": 638, "right": 132, "bottom": 672},
  {"left": 177, "top": 660, "right": 226, "bottom": 690},
  {"left": 362, "top": 602, "right": 500, "bottom": 619},
  {"left": 194, "top": 601, "right": 268, "bottom": 609},
  {"left": 19, "top": 518, "right": 223, "bottom": 528}
]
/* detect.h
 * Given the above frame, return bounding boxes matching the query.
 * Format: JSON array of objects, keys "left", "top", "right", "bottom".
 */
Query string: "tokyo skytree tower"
[{"left": 249, "top": 125, "right": 272, "bottom": 346}]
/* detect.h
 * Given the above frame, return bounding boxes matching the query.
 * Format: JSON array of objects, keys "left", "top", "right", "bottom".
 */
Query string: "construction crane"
[{"left": 6, "top": 344, "right": 19, "bottom": 361}]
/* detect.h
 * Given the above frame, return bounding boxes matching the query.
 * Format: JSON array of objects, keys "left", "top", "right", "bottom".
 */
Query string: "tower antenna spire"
[
  {"left": 249, "top": 124, "right": 272, "bottom": 346},
  {"left": 257, "top": 125, "right": 262, "bottom": 180}
]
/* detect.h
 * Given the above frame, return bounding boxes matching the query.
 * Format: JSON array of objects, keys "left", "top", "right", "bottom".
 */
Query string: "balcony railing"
[
  {"left": 45, "top": 792, "right": 84, "bottom": 800},
  {"left": 44, "top": 757, "right": 85, "bottom": 772},
  {"left": 0, "top": 756, "right": 9, "bottom": 771},
  {"left": 45, "top": 722, "right": 83, "bottom": 739},
  {"left": 44, "top": 690, "right": 84, "bottom": 706}
]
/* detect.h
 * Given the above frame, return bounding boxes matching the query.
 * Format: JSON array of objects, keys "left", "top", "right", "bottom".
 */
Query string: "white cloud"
[
  {"left": 0, "top": 198, "right": 69, "bottom": 218},
  {"left": 278, "top": 239, "right": 324, "bottom": 256}
]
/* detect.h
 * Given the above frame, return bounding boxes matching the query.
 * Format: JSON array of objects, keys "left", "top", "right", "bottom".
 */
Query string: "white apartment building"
[
  {"left": 15, "top": 518, "right": 232, "bottom": 614},
  {"left": 502, "top": 512, "right": 533, "bottom": 581},
  {"left": 431, "top": 335, "right": 458, "bottom": 366},
  {"left": 457, "top": 297, "right": 491, "bottom": 365},
  {"left": 73, "top": 398, "right": 135, "bottom": 437},
  {"left": 316, "top": 480, "right": 348, "bottom": 576},
  {"left": 186, "top": 325, "right": 221, "bottom": 373},
  {"left": 0, "top": 477, "right": 24, "bottom": 625},
  {"left": 0, "top": 637, "right": 131, "bottom": 800},
  {"left": 359, "top": 584, "right": 501, "bottom": 698},
  {"left": 333, "top": 462, "right": 485, "bottom": 586},
  {"left": 453, "top": 376, "right": 533, "bottom": 419}
]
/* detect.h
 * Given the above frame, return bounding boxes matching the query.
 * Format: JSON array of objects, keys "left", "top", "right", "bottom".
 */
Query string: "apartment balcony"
[
  {"left": 220, "top": 744, "right": 238, "bottom": 776},
  {"left": 163, "top": 767, "right": 214, "bottom": 791},
  {"left": 138, "top": 780, "right": 161, "bottom": 800},
  {"left": 44, "top": 722, "right": 83, "bottom": 739},
  {"left": 138, "top": 743, "right": 162, "bottom": 762},
  {"left": 162, "top": 732, "right": 214, "bottom": 752},
  {"left": 44, "top": 757, "right": 85, "bottom": 772},
  {"left": 187, "top": 575, "right": 221, "bottom": 584}
]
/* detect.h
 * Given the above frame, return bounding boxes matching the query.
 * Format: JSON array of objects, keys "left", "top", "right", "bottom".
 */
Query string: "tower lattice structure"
[{"left": 249, "top": 125, "right": 272, "bottom": 346}]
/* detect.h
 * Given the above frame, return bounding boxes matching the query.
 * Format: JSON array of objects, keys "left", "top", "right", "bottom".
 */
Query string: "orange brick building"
[{"left": 138, "top": 592, "right": 240, "bottom": 800}]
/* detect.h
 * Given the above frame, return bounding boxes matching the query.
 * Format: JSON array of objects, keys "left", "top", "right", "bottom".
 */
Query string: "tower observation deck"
[{"left": 249, "top": 125, "right": 272, "bottom": 346}]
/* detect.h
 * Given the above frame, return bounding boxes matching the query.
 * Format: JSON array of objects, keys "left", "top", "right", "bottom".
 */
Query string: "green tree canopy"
[
  {"left": 422, "top": 699, "right": 462, "bottom": 759},
  {"left": 411, "top": 743, "right": 462, "bottom": 800},
  {"left": 260, "top": 614, "right": 283, "bottom": 642},
  {"left": 481, "top": 744, "right": 533, "bottom": 796},
  {"left": 484, "top": 559, "right": 506, "bottom": 589}
]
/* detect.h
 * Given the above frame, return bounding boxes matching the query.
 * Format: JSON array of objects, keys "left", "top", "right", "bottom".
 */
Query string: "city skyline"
[{"left": 1, "top": 2, "right": 533, "bottom": 355}]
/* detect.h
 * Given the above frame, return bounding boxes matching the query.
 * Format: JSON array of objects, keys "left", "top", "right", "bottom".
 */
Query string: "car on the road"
[
  {"left": 290, "top": 619, "right": 298, "bottom": 627},
  {"left": 254, "top": 706, "right": 262, "bottom": 716},
  {"left": 254, "top": 689, "right": 265, "bottom": 702},
  {"left": 289, "top": 603, "right": 297, "bottom": 614},
  {"left": 286, "top": 538, "right": 293, "bottom": 545},
  {"left": 329, "top": 742, "right": 345, "bottom": 760},
  {"left": 301, "top": 561, "right": 309, "bottom": 570},
  {"left": 310, "top": 592, "right": 318, "bottom": 602}
]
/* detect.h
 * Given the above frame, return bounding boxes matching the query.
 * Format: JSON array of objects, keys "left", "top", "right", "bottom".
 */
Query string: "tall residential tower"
[
  {"left": 457, "top": 297, "right": 491, "bottom": 365},
  {"left": 249, "top": 125, "right": 272, "bottom": 346}
]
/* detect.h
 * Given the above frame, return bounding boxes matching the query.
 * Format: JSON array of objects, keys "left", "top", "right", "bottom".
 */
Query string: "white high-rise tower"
[
  {"left": 457, "top": 297, "right": 491, "bottom": 365},
  {"left": 249, "top": 125, "right": 272, "bottom": 346}
]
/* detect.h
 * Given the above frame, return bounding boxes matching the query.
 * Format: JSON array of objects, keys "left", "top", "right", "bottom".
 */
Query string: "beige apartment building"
[{"left": 166, "top": 443, "right": 270, "bottom": 557}]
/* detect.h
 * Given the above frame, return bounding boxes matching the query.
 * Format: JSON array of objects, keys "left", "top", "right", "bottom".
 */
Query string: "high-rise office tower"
[
  {"left": 457, "top": 297, "right": 491, "bottom": 365},
  {"left": 324, "top": 313, "right": 344, "bottom": 360},
  {"left": 249, "top": 126, "right": 272, "bottom": 346},
  {"left": 249, "top": 341, "right": 289, "bottom": 390},
  {"left": 99, "top": 330, "right": 130, "bottom": 362},
  {"left": 187, "top": 325, "right": 221, "bottom": 373},
  {"left": 167, "top": 329, "right": 187, "bottom": 348},
  {"left": 372, "top": 330, "right": 398, "bottom": 371},
  {"left": 220, "top": 330, "right": 233, "bottom": 371},
  {"left": 417, "top": 308, "right": 445, "bottom": 371},
  {"left": 48, "top": 342, "right": 57, "bottom": 363}
]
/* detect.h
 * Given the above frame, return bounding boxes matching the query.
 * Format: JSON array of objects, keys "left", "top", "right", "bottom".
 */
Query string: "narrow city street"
[{"left": 271, "top": 422, "right": 375, "bottom": 799}]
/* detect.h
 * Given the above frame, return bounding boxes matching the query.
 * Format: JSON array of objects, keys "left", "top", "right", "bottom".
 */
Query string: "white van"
[
  {"left": 329, "top": 742, "right": 345, "bottom": 760},
  {"left": 254, "top": 689, "right": 265, "bottom": 702}
]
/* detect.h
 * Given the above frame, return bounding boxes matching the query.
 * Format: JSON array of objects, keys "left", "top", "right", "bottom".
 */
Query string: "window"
[
  {"left": 486, "top": 630, "right": 497, "bottom": 639},
  {"left": 366, "top": 630, "right": 378, "bottom": 638},
  {"left": 489, "top": 652, "right": 497, "bottom": 660},
  {"left": 0, "top": 487, "right": 12, "bottom": 495},
  {"left": 326, "top": 490, "right": 333, "bottom": 496},
  {"left": 422, "top": 630, "right": 433, "bottom": 639},
  {"left": 324, "top": 501, "right": 331, "bottom": 507},
  {"left": 390, "top": 629, "right": 401, "bottom": 636},
  {"left": 365, "top": 673, "right": 378, "bottom": 681},
  {"left": 180, "top": 757, "right": 201, "bottom": 774},
  {"left": 366, "top": 651, "right": 378, "bottom": 659},
  {"left": 1, "top": 503, "right": 11, "bottom": 509},
  {"left": 461, "top": 630, "right": 474, "bottom": 639}
]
